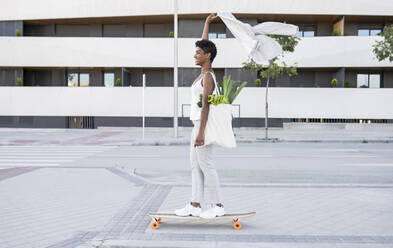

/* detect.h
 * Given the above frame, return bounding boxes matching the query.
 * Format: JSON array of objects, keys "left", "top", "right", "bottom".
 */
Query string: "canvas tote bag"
[{"left": 202, "top": 72, "right": 237, "bottom": 148}]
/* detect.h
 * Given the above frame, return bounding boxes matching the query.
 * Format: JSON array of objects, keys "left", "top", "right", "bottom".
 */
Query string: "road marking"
[
  {"left": 0, "top": 152, "right": 100, "bottom": 155},
  {"left": 342, "top": 163, "right": 393, "bottom": 167},
  {"left": 215, "top": 155, "right": 273, "bottom": 158},
  {"left": 0, "top": 156, "right": 84, "bottom": 159},
  {"left": 0, "top": 159, "right": 73, "bottom": 162},
  {"left": 0, "top": 145, "right": 116, "bottom": 148},
  {"left": 96, "top": 155, "right": 161, "bottom": 158},
  {"left": 316, "top": 149, "right": 359, "bottom": 152},
  {"left": 309, "top": 155, "right": 378, "bottom": 158},
  {"left": 0, "top": 163, "right": 60, "bottom": 167}
]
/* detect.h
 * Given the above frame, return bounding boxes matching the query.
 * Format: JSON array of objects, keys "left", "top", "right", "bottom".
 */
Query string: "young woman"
[{"left": 175, "top": 13, "right": 225, "bottom": 219}]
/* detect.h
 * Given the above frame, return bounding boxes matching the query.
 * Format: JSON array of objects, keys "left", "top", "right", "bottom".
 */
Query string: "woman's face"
[{"left": 194, "top": 47, "right": 210, "bottom": 66}]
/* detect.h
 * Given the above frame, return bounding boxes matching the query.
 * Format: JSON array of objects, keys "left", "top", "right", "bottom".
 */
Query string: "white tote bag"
[
  {"left": 204, "top": 103, "right": 236, "bottom": 148},
  {"left": 202, "top": 72, "right": 237, "bottom": 148}
]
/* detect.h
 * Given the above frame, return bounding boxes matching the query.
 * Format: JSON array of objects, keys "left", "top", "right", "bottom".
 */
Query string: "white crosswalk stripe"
[{"left": 0, "top": 145, "right": 115, "bottom": 167}]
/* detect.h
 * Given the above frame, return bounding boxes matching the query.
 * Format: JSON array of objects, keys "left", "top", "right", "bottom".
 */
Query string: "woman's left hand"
[
  {"left": 194, "top": 133, "right": 205, "bottom": 147},
  {"left": 206, "top": 13, "right": 218, "bottom": 24}
]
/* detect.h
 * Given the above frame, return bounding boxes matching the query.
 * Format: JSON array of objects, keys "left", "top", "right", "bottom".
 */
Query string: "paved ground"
[
  {"left": 0, "top": 127, "right": 392, "bottom": 146},
  {"left": 0, "top": 128, "right": 392, "bottom": 247}
]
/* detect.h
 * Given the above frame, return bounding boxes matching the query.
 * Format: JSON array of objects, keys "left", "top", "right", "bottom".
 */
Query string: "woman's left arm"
[
  {"left": 202, "top": 13, "right": 218, "bottom": 40},
  {"left": 194, "top": 73, "right": 215, "bottom": 147}
]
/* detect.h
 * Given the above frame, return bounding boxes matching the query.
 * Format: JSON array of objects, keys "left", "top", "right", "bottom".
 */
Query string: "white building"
[{"left": 0, "top": 0, "right": 392, "bottom": 128}]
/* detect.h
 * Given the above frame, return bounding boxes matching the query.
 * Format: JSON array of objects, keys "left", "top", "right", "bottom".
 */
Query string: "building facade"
[{"left": 0, "top": 0, "right": 392, "bottom": 128}]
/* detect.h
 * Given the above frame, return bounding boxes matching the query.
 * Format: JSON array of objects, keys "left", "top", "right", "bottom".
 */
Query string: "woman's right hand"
[{"left": 206, "top": 13, "right": 218, "bottom": 24}]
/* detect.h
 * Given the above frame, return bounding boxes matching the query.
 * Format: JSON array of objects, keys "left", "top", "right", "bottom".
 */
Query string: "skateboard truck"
[{"left": 232, "top": 217, "right": 242, "bottom": 230}]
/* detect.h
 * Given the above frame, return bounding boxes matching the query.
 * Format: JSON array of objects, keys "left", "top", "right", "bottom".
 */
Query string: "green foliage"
[
  {"left": 208, "top": 94, "right": 229, "bottom": 105},
  {"left": 254, "top": 78, "right": 262, "bottom": 87},
  {"left": 115, "top": 78, "right": 122, "bottom": 86},
  {"left": 373, "top": 25, "right": 393, "bottom": 62},
  {"left": 242, "top": 59, "right": 298, "bottom": 80},
  {"left": 220, "top": 75, "right": 247, "bottom": 104},
  {"left": 359, "top": 85, "right": 369, "bottom": 88},
  {"left": 16, "top": 77, "right": 23, "bottom": 86},
  {"left": 15, "top": 29, "right": 21, "bottom": 36},
  {"left": 197, "top": 94, "right": 203, "bottom": 108},
  {"left": 344, "top": 81, "right": 351, "bottom": 88},
  {"left": 169, "top": 31, "right": 174, "bottom": 38},
  {"left": 267, "top": 35, "right": 300, "bottom": 53},
  {"left": 331, "top": 78, "right": 338, "bottom": 88},
  {"left": 332, "top": 29, "right": 340, "bottom": 36},
  {"left": 198, "top": 93, "right": 230, "bottom": 107},
  {"left": 196, "top": 75, "right": 247, "bottom": 107}
]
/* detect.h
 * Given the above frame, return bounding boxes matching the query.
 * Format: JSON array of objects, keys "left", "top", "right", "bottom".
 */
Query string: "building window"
[
  {"left": 79, "top": 73, "right": 89, "bottom": 87},
  {"left": 357, "top": 73, "right": 380, "bottom": 88},
  {"left": 68, "top": 72, "right": 90, "bottom": 87},
  {"left": 104, "top": 72, "right": 115, "bottom": 87},
  {"left": 208, "top": 32, "right": 226, "bottom": 39},
  {"left": 67, "top": 73, "right": 78, "bottom": 87},
  {"left": 358, "top": 29, "right": 381, "bottom": 36},
  {"left": 297, "top": 26, "right": 316, "bottom": 37}
]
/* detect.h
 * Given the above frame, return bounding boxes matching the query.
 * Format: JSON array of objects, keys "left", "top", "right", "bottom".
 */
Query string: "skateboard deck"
[{"left": 148, "top": 211, "right": 256, "bottom": 230}]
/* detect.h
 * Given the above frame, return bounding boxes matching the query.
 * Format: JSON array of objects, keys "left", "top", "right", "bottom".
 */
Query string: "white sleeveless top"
[{"left": 190, "top": 71, "right": 218, "bottom": 121}]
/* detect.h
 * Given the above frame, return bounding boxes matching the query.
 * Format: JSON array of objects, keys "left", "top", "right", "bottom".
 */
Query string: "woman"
[{"left": 174, "top": 13, "right": 225, "bottom": 219}]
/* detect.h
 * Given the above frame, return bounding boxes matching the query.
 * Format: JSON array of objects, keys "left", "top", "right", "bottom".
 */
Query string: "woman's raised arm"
[{"left": 202, "top": 13, "right": 218, "bottom": 40}]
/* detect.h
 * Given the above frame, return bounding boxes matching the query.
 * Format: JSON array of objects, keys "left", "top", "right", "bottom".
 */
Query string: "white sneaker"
[
  {"left": 174, "top": 202, "right": 202, "bottom": 217},
  {"left": 200, "top": 204, "right": 225, "bottom": 219}
]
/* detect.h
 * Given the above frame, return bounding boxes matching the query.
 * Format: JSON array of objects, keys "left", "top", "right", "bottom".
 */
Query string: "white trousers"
[{"left": 190, "top": 120, "right": 222, "bottom": 205}]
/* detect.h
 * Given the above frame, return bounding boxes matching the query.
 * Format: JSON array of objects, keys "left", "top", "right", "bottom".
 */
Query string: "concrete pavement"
[
  {"left": 0, "top": 127, "right": 392, "bottom": 147},
  {"left": 0, "top": 129, "right": 392, "bottom": 247}
]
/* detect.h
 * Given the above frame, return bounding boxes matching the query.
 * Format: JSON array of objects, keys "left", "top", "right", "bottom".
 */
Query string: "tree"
[
  {"left": 241, "top": 35, "right": 299, "bottom": 139},
  {"left": 373, "top": 25, "right": 393, "bottom": 62}
]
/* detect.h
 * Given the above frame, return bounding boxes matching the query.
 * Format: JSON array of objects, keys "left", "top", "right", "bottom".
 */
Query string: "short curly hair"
[{"left": 195, "top": 39, "right": 217, "bottom": 63}]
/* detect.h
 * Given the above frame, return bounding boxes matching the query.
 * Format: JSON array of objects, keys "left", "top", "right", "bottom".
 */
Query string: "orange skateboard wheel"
[
  {"left": 151, "top": 221, "right": 159, "bottom": 229},
  {"left": 233, "top": 222, "right": 242, "bottom": 230},
  {"left": 157, "top": 218, "right": 162, "bottom": 223}
]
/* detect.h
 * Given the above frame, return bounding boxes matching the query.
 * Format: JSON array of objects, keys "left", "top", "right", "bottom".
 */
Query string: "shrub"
[
  {"left": 16, "top": 77, "right": 23, "bottom": 86},
  {"left": 254, "top": 78, "right": 262, "bottom": 87},
  {"left": 331, "top": 78, "right": 338, "bottom": 88},
  {"left": 15, "top": 29, "right": 21, "bottom": 36},
  {"left": 169, "top": 31, "right": 174, "bottom": 38},
  {"left": 115, "top": 78, "right": 122, "bottom": 86},
  {"left": 344, "top": 81, "right": 351, "bottom": 88},
  {"left": 332, "top": 29, "right": 340, "bottom": 36}
]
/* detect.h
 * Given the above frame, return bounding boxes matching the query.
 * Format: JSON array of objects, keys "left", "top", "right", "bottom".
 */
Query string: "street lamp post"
[{"left": 173, "top": 0, "right": 179, "bottom": 138}]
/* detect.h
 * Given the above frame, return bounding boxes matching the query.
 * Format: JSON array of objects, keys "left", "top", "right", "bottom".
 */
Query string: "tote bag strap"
[{"left": 204, "top": 71, "right": 220, "bottom": 95}]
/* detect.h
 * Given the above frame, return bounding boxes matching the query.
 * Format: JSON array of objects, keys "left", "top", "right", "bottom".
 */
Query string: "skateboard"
[{"left": 148, "top": 211, "right": 256, "bottom": 230}]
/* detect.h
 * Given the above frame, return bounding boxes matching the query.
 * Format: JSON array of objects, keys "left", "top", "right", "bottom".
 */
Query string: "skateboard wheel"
[
  {"left": 151, "top": 221, "right": 159, "bottom": 229},
  {"left": 157, "top": 218, "right": 162, "bottom": 224},
  {"left": 233, "top": 222, "right": 242, "bottom": 230}
]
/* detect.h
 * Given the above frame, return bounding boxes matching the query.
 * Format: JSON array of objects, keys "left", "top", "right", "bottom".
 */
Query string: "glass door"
[
  {"left": 67, "top": 72, "right": 91, "bottom": 128},
  {"left": 67, "top": 72, "right": 90, "bottom": 87}
]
